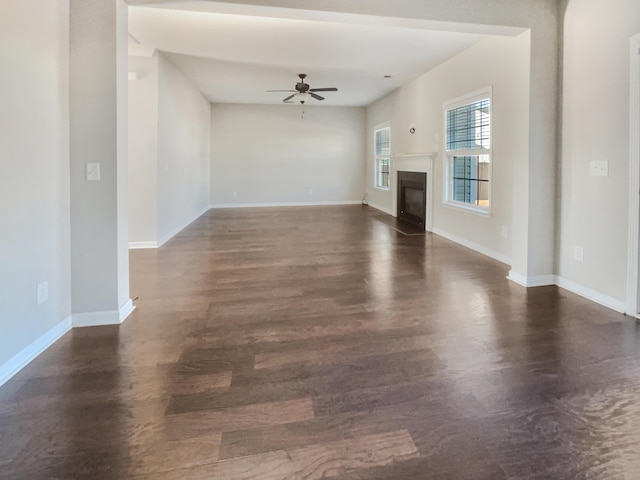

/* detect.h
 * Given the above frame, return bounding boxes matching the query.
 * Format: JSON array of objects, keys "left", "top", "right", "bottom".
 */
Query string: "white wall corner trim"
[
  {"left": 626, "top": 34, "right": 640, "bottom": 317},
  {"left": 433, "top": 227, "right": 512, "bottom": 266},
  {"left": 158, "top": 205, "right": 210, "bottom": 247},
  {"left": 119, "top": 299, "right": 136, "bottom": 322},
  {"left": 366, "top": 202, "right": 394, "bottom": 216},
  {"left": 210, "top": 201, "right": 362, "bottom": 209},
  {"left": 0, "top": 316, "right": 73, "bottom": 387},
  {"left": 72, "top": 299, "right": 135, "bottom": 328},
  {"left": 507, "top": 271, "right": 555, "bottom": 287},
  {"left": 555, "top": 276, "right": 626, "bottom": 314},
  {"left": 129, "top": 241, "right": 159, "bottom": 249},
  {"left": 507, "top": 273, "right": 626, "bottom": 314}
]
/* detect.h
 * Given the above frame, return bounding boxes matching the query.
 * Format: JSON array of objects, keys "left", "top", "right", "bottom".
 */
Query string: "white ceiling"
[{"left": 127, "top": 1, "right": 491, "bottom": 107}]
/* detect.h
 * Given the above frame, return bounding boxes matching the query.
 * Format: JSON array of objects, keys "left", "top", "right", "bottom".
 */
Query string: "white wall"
[
  {"left": 156, "top": 54, "right": 211, "bottom": 245},
  {"left": 210, "top": 104, "right": 366, "bottom": 206},
  {"left": 559, "top": 0, "right": 640, "bottom": 306},
  {"left": 128, "top": 53, "right": 211, "bottom": 247},
  {"left": 367, "top": 33, "right": 531, "bottom": 263},
  {"left": 69, "top": 0, "right": 131, "bottom": 318},
  {"left": 0, "top": 1, "right": 71, "bottom": 374},
  {"left": 128, "top": 54, "right": 159, "bottom": 246}
]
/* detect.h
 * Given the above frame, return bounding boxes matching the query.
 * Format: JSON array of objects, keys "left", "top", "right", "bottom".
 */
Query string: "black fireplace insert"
[{"left": 397, "top": 171, "right": 426, "bottom": 228}]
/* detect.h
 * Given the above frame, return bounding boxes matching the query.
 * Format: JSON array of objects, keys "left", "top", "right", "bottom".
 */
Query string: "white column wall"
[{"left": 69, "top": 0, "right": 131, "bottom": 322}]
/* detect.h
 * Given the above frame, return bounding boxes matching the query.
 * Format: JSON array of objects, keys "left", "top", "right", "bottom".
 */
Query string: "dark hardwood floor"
[{"left": 2, "top": 205, "right": 640, "bottom": 479}]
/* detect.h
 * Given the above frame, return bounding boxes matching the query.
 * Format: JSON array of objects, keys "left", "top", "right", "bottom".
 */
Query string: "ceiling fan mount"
[{"left": 267, "top": 73, "right": 338, "bottom": 104}]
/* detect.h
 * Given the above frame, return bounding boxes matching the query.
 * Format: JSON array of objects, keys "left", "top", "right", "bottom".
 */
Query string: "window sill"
[
  {"left": 373, "top": 186, "right": 390, "bottom": 192},
  {"left": 442, "top": 201, "right": 491, "bottom": 218}
]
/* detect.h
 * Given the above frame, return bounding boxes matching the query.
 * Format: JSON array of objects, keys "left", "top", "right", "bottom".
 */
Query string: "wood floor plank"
[
  {"left": 165, "top": 397, "right": 315, "bottom": 440},
  {"left": 254, "top": 334, "right": 435, "bottom": 370},
  {"left": 136, "top": 430, "right": 418, "bottom": 480}
]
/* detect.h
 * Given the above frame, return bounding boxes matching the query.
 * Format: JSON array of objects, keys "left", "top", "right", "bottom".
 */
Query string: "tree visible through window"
[
  {"left": 374, "top": 124, "right": 390, "bottom": 189},
  {"left": 444, "top": 90, "right": 491, "bottom": 212}
]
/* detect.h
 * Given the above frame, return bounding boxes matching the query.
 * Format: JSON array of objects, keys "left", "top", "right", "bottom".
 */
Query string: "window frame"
[
  {"left": 373, "top": 122, "right": 391, "bottom": 191},
  {"left": 443, "top": 87, "right": 493, "bottom": 216}
]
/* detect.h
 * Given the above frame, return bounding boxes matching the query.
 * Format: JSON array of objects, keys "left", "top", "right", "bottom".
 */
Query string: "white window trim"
[
  {"left": 443, "top": 87, "right": 493, "bottom": 215},
  {"left": 373, "top": 121, "right": 391, "bottom": 191}
]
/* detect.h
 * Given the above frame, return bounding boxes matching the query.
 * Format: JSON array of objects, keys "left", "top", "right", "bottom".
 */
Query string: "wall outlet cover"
[{"left": 589, "top": 160, "right": 608, "bottom": 177}]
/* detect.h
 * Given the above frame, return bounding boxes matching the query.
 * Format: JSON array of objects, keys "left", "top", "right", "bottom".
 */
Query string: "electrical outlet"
[
  {"left": 309, "top": 189, "right": 313, "bottom": 196},
  {"left": 589, "top": 160, "right": 608, "bottom": 177},
  {"left": 501, "top": 226, "right": 509, "bottom": 238},
  {"left": 573, "top": 245, "right": 584, "bottom": 262},
  {"left": 37, "top": 281, "right": 48, "bottom": 305},
  {"left": 233, "top": 190, "right": 238, "bottom": 197}
]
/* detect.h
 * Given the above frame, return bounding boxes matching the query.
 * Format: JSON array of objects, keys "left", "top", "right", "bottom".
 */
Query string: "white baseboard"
[
  {"left": 157, "top": 205, "right": 211, "bottom": 247},
  {"left": 210, "top": 201, "right": 362, "bottom": 209},
  {"left": 367, "top": 202, "right": 394, "bottom": 216},
  {"left": 72, "top": 299, "right": 135, "bottom": 328},
  {"left": 507, "top": 271, "right": 556, "bottom": 287},
  {"left": 129, "top": 241, "right": 158, "bottom": 250},
  {"left": 0, "top": 300, "right": 136, "bottom": 387},
  {"left": 432, "top": 227, "right": 512, "bottom": 266},
  {"left": 118, "top": 299, "right": 136, "bottom": 322},
  {"left": 507, "top": 272, "right": 626, "bottom": 314},
  {"left": 0, "top": 316, "right": 72, "bottom": 387},
  {"left": 555, "top": 276, "right": 626, "bottom": 313}
]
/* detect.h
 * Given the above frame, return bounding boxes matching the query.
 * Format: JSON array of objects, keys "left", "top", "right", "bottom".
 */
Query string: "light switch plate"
[
  {"left": 86, "top": 162, "right": 101, "bottom": 181},
  {"left": 37, "top": 281, "right": 48, "bottom": 305}
]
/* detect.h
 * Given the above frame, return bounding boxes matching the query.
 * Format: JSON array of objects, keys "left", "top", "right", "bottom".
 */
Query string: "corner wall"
[
  {"left": 210, "top": 104, "right": 366, "bottom": 207},
  {"left": 128, "top": 53, "right": 211, "bottom": 248},
  {"left": 0, "top": 1, "right": 72, "bottom": 381},
  {"left": 157, "top": 55, "right": 211, "bottom": 245},
  {"left": 128, "top": 54, "right": 159, "bottom": 246}
]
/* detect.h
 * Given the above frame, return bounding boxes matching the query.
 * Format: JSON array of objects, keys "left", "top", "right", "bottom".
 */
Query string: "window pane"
[
  {"left": 446, "top": 99, "right": 490, "bottom": 151},
  {"left": 377, "top": 157, "right": 389, "bottom": 188},
  {"left": 451, "top": 155, "right": 489, "bottom": 207},
  {"left": 375, "top": 127, "right": 390, "bottom": 156},
  {"left": 478, "top": 154, "right": 490, "bottom": 181}
]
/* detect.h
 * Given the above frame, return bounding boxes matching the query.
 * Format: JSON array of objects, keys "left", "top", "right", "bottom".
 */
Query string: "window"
[
  {"left": 444, "top": 89, "right": 491, "bottom": 213},
  {"left": 374, "top": 123, "right": 390, "bottom": 189}
]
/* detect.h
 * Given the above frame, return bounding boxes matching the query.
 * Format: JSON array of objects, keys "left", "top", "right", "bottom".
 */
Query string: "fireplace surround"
[{"left": 389, "top": 152, "right": 434, "bottom": 232}]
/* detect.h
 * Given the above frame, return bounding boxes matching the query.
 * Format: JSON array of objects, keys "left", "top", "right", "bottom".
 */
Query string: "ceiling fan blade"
[
  {"left": 282, "top": 94, "right": 296, "bottom": 102},
  {"left": 309, "top": 87, "right": 338, "bottom": 92},
  {"left": 309, "top": 92, "right": 325, "bottom": 101},
  {"left": 267, "top": 89, "right": 296, "bottom": 92}
]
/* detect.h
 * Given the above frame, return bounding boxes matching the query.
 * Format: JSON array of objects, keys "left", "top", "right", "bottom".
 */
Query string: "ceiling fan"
[{"left": 267, "top": 74, "right": 338, "bottom": 104}]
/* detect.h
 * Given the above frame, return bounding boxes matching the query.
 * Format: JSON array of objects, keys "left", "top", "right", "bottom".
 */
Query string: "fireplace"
[{"left": 397, "top": 171, "right": 427, "bottom": 228}]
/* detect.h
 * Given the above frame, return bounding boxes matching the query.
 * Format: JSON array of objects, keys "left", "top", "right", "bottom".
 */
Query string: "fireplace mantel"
[{"left": 391, "top": 152, "right": 436, "bottom": 232}]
